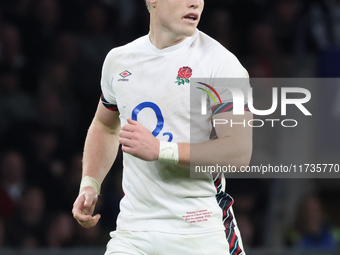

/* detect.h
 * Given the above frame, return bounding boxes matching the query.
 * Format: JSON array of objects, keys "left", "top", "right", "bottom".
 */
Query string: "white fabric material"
[
  {"left": 101, "top": 29, "right": 249, "bottom": 234},
  {"left": 80, "top": 176, "right": 101, "bottom": 195},
  {"left": 105, "top": 230, "right": 230, "bottom": 255},
  {"left": 158, "top": 141, "right": 179, "bottom": 164}
]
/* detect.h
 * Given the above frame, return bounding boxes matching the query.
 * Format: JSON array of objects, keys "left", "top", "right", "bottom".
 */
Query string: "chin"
[{"left": 181, "top": 28, "right": 196, "bottom": 37}]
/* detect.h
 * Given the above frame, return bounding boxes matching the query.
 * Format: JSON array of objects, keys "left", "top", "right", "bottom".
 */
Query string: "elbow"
[
  {"left": 239, "top": 150, "right": 252, "bottom": 168},
  {"left": 233, "top": 146, "right": 253, "bottom": 169}
]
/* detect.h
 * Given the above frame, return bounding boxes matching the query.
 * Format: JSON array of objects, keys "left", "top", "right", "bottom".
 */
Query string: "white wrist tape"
[
  {"left": 80, "top": 176, "right": 101, "bottom": 195},
  {"left": 158, "top": 141, "right": 179, "bottom": 165}
]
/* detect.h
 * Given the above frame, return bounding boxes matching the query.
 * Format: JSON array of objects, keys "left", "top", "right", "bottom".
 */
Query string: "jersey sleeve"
[
  {"left": 100, "top": 50, "right": 118, "bottom": 111},
  {"left": 101, "top": 94, "right": 118, "bottom": 111},
  {"left": 209, "top": 53, "right": 251, "bottom": 115}
]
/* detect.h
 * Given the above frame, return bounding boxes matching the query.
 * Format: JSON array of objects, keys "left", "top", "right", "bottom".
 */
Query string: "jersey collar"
[{"left": 146, "top": 29, "right": 198, "bottom": 55}]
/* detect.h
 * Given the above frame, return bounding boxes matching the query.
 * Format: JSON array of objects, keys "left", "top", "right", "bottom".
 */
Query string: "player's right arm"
[{"left": 72, "top": 99, "right": 120, "bottom": 228}]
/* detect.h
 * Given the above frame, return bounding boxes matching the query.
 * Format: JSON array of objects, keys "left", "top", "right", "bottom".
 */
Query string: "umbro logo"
[
  {"left": 120, "top": 70, "right": 131, "bottom": 78},
  {"left": 118, "top": 70, "right": 132, "bottom": 82}
]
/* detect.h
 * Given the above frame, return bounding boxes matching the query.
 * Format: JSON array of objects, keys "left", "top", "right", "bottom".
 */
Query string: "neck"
[{"left": 149, "top": 19, "right": 187, "bottom": 49}]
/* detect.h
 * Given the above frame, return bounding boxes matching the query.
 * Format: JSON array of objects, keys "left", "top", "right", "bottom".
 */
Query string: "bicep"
[
  {"left": 93, "top": 99, "right": 121, "bottom": 135},
  {"left": 213, "top": 111, "right": 253, "bottom": 142}
]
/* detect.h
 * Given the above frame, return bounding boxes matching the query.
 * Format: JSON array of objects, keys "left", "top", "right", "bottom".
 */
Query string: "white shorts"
[{"left": 105, "top": 230, "right": 230, "bottom": 255}]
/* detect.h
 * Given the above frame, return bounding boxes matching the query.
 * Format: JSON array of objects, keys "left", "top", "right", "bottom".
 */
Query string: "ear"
[{"left": 148, "top": 0, "right": 156, "bottom": 8}]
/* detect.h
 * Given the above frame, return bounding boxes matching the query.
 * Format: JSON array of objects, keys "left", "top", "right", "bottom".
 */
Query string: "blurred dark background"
[{"left": 0, "top": 0, "right": 340, "bottom": 253}]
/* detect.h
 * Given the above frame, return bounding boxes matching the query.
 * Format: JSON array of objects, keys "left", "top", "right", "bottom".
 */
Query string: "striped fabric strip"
[
  {"left": 209, "top": 127, "right": 217, "bottom": 140},
  {"left": 213, "top": 173, "right": 243, "bottom": 255},
  {"left": 228, "top": 226, "right": 243, "bottom": 255},
  {"left": 213, "top": 173, "right": 234, "bottom": 230},
  {"left": 212, "top": 103, "right": 249, "bottom": 115},
  {"left": 101, "top": 94, "right": 118, "bottom": 111}
]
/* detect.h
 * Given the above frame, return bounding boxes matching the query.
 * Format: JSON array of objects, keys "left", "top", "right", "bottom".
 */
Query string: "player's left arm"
[
  {"left": 177, "top": 111, "right": 253, "bottom": 168},
  {"left": 119, "top": 112, "right": 252, "bottom": 169}
]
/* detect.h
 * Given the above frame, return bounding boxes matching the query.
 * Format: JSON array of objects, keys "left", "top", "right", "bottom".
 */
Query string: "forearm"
[
  {"left": 177, "top": 137, "right": 252, "bottom": 169},
  {"left": 82, "top": 117, "right": 120, "bottom": 185}
]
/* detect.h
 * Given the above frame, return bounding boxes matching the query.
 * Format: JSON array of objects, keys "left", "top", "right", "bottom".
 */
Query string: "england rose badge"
[{"left": 175, "top": 66, "right": 192, "bottom": 85}]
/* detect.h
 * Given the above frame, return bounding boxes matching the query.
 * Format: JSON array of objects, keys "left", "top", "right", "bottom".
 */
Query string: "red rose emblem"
[
  {"left": 175, "top": 66, "right": 193, "bottom": 85},
  {"left": 178, "top": 67, "right": 192, "bottom": 79}
]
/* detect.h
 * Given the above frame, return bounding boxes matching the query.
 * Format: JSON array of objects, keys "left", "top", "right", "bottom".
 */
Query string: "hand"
[
  {"left": 72, "top": 186, "right": 101, "bottom": 228},
  {"left": 119, "top": 118, "right": 160, "bottom": 161}
]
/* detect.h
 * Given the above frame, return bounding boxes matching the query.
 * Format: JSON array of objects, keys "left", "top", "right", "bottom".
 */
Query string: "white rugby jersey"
[{"left": 101, "top": 29, "right": 249, "bottom": 234}]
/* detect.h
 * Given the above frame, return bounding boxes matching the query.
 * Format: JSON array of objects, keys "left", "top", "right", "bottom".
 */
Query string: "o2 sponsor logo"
[{"left": 132, "top": 102, "right": 173, "bottom": 142}]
